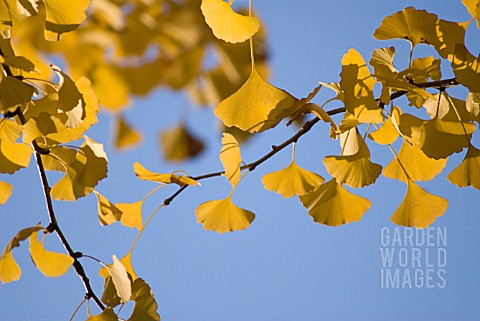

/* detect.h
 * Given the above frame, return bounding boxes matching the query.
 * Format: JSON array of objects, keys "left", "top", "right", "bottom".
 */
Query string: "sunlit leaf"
[
  {"left": 368, "top": 116, "right": 399, "bottom": 145},
  {"left": 114, "top": 114, "right": 141, "bottom": 150},
  {"left": 99, "top": 252, "right": 137, "bottom": 281},
  {"left": 116, "top": 201, "right": 143, "bottom": 230},
  {"left": 0, "top": 140, "right": 32, "bottom": 174},
  {"left": 195, "top": 196, "right": 255, "bottom": 233},
  {"left": 128, "top": 278, "right": 161, "bottom": 321},
  {"left": 91, "top": 64, "right": 130, "bottom": 111},
  {"left": 462, "top": 0, "right": 480, "bottom": 27},
  {"left": 220, "top": 132, "right": 242, "bottom": 187},
  {"left": 28, "top": 231, "right": 74, "bottom": 277},
  {"left": 86, "top": 307, "right": 118, "bottom": 321},
  {"left": 0, "top": 76, "right": 35, "bottom": 112},
  {"left": 160, "top": 123, "right": 204, "bottom": 162},
  {"left": 214, "top": 67, "right": 295, "bottom": 132},
  {"left": 93, "top": 191, "right": 122, "bottom": 226},
  {"left": 0, "top": 181, "right": 12, "bottom": 205},
  {"left": 340, "top": 48, "right": 383, "bottom": 123},
  {"left": 0, "top": 118, "right": 22, "bottom": 143},
  {"left": 370, "top": 47, "right": 397, "bottom": 80},
  {"left": 262, "top": 160, "right": 324, "bottom": 198},
  {"left": 0, "top": 226, "right": 43, "bottom": 284},
  {"left": 201, "top": 0, "right": 260, "bottom": 43},
  {"left": 452, "top": 43, "right": 480, "bottom": 92},
  {"left": 383, "top": 141, "right": 447, "bottom": 182},
  {"left": 41, "top": 146, "right": 76, "bottom": 172},
  {"left": 447, "top": 145, "right": 480, "bottom": 189},
  {"left": 133, "top": 162, "right": 198, "bottom": 186},
  {"left": 78, "top": 136, "right": 108, "bottom": 187},
  {"left": 299, "top": 179, "right": 371, "bottom": 226},
  {"left": 43, "top": 0, "right": 91, "bottom": 41},
  {"left": 408, "top": 56, "right": 441, "bottom": 83},
  {"left": 0, "top": 55, "right": 36, "bottom": 72},
  {"left": 391, "top": 181, "right": 448, "bottom": 228},
  {"left": 107, "top": 255, "right": 132, "bottom": 304}
]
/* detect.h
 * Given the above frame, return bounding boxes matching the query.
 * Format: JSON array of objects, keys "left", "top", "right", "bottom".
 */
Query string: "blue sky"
[{"left": 1, "top": 1, "right": 480, "bottom": 320}]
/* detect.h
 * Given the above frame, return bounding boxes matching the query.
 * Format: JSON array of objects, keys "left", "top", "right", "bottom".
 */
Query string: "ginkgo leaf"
[
  {"left": 452, "top": 43, "right": 480, "bottom": 92},
  {"left": 339, "top": 129, "right": 361, "bottom": 156},
  {"left": 116, "top": 201, "right": 143, "bottom": 230},
  {"left": 466, "top": 92, "right": 480, "bottom": 121},
  {"left": 0, "top": 140, "right": 32, "bottom": 174},
  {"left": 323, "top": 137, "right": 382, "bottom": 188},
  {"left": 100, "top": 252, "right": 137, "bottom": 282},
  {"left": 262, "top": 160, "right": 324, "bottom": 198},
  {"left": 0, "top": 226, "right": 43, "bottom": 284},
  {"left": 114, "top": 114, "right": 141, "bottom": 150},
  {"left": 78, "top": 136, "right": 108, "bottom": 187},
  {"left": 133, "top": 162, "right": 198, "bottom": 186},
  {"left": 447, "top": 145, "right": 480, "bottom": 189},
  {"left": 383, "top": 141, "right": 447, "bottom": 182},
  {"left": 214, "top": 67, "right": 295, "bottom": 133},
  {"left": 0, "top": 181, "right": 12, "bottom": 205},
  {"left": 0, "top": 76, "right": 35, "bottom": 112},
  {"left": 299, "top": 179, "right": 371, "bottom": 226},
  {"left": 368, "top": 116, "right": 399, "bottom": 145},
  {"left": 86, "top": 307, "right": 118, "bottom": 321},
  {"left": 370, "top": 47, "right": 398, "bottom": 80},
  {"left": 220, "top": 132, "right": 242, "bottom": 187},
  {"left": 93, "top": 191, "right": 122, "bottom": 226},
  {"left": 0, "top": 118, "right": 22, "bottom": 143},
  {"left": 195, "top": 196, "right": 255, "bottom": 233},
  {"left": 43, "top": 0, "right": 91, "bottom": 41},
  {"left": 101, "top": 275, "right": 122, "bottom": 307},
  {"left": 419, "top": 117, "right": 476, "bottom": 159},
  {"left": 107, "top": 255, "right": 132, "bottom": 304},
  {"left": 41, "top": 146, "right": 76, "bottom": 172},
  {"left": 408, "top": 56, "right": 442, "bottom": 83},
  {"left": 462, "top": 0, "right": 480, "bottom": 27},
  {"left": 160, "top": 123, "right": 204, "bottom": 161},
  {"left": 201, "top": 0, "right": 260, "bottom": 43},
  {"left": 129, "top": 278, "right": 161, "bottom": 321},
  {"left": 91, "top": 64, "right": 130, "bottom": 111},
  {"left": 29, "top": 231, "right": 74, "bottom": 277},
  {"left": 340, "top": 48, "right": 383, "bottom": 124},
  {"left": 0, "top": 55, "right": 36, "bottom": 72},
  {"left": 391, "top": 181, "right": 448, "bottom": 228}
]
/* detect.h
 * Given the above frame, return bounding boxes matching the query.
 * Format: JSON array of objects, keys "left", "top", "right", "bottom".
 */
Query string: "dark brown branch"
[{"left": 161, "top": 78, "right": 458, "bottom": 207}]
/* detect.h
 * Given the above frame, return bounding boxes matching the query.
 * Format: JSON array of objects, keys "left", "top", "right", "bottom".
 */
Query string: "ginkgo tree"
[{"left": 0, "top": 0, "right": 479, "bottom": 320}]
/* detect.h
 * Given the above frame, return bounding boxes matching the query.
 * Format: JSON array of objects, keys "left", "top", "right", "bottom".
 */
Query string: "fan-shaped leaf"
[
  {"left": 0, "top": 140, "right": 32, "bottom": 174},
  {"left": 116, "top": 201, "right": 143, "bottom": 230},
  {"left": 447, "top": 145, "right": 480, "bottom": 189},
  {"left": 129, "top": 278, "right": 161, "bottom": 321},
  {"left": 452, "top": 43, "right": 480, "bottom": 92},
  {"left": 43, "top": 0, "right": 91, "bottom": 41},
  {"left": 29, "top": 231, "right": 74, "bottom": 277},
  {"left": 368, "top": 117, "right": 399, "bottom": 145},
  {"left": 86, "top": 307, "right": 118, "bottom": 321},
  {"left": 160, "top": 123, "right": 204, "bottom": 161},
  {"left": 0, "top": 76, "right": 35, "bottom": 113},
  {"left": 93, "top": 191, "right": 122, "bottom": 226},
  {"left": 114, "top": 114, "right": 141, "bottom": 150}
]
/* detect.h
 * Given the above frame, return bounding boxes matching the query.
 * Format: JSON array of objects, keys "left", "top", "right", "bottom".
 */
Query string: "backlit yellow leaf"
[
  {"left": 133, "top": 162, "right": 198, "bottom": 186},
  {"left": 201, "top": 0, "right": 260, "bottom": 43},
  {"left": 370, "top": 47, "right": 398, "bottom": 80},
  {"left": 91, "top": 64, "right": 129, "bottom": 111},
  {"left": 78, "top": 136, "right": 108, "bottom": 188},
  {"left": 160, "top": 123, "right": 204, "bottom": 162},
  {"left": 323, "top": 137, "right": 382, "bottom": 188},
  {"left": 44, "top": 0, "right": 91, "bottom": 41},
  {"left": 195, "top": 196, "right": 255, "bottom": 233},
  {"left": 116, "top": 201, "right": 143, "bottom": 230},
  {"left": 0, "top": 76, "right": 35, "bottom": 112},
  {"left": 41, "top": 146, "right": 76, "bottom": 172},
  {"left": 220, "top": 132, "right": 242, "bottom": 187},
  {"left": 0, "top": 118, "right": 22, "bottom": 143},
  {"left": 214, "top": 67, "right": 295, "bottom": 132},
  {"left": 107, "top": 255, "right": 132, "bottom": 304},
  {"left": 391, "top": 181, "right": 448, "bottom": 228},
  {"left": 462, "top": 0, "right": 480, "bottom": 27},
  {"left": 0, "top": 55, "right": 36, "bottom": 72},
  {"left": 0, "top": 140, "right": 32, "bottom": 174},
  {"left": 408, "top": 56, "right": 441, "bottom": 83},
  {"left": 29, "top": 231, "right": 74, "bottom": 277},
  {"left": 114, "top": 114, "right": 141, "bottom": 150},
  {"left": 129, "top": 278, "right": 161, "bottom": 321},
  {"left": 94, "top": 191, "right": 122, "bottom": 226},
  {"left": 340, "top": 48, "right": 383, "bottom": 123},
  {"left": 447, "top": 145, "right": 480, "bottom": 189},
  {"left": 299, "top": 179, "right": 371, "bottom": 226},
  {"left": 0, "top": 251, "right": 21, "bottom": 284},
  {"left": 452, "top": 43, "right": 480, "bottom": 92},
  {"left": 0, "top": 181, "right": 12, "bottom": 205},
  {"left": 86, "top": 307, "right": 118, "bottom": 321},
  {"left": 262, "top": 160, "right": 324, "bottom": 198},
  {"left": 368, "top": 117, "right": 399, "bottom": 145},
  {"left": 383, "top": 141, "right": 447, "bottom": 182}
]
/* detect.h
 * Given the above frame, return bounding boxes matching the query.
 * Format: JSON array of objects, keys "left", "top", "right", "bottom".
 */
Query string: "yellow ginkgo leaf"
[
  {"left": 0, "top": 226, "right": 43, "bottom": 284},
  {"left": 370, "top": 47, "right": 398, "bottom": 80},
  {"left": 116, "top": 201, "right": 143, "bottom": 230},
  {"left": 323, "top": 139, "right": 382, "bottom": 188},
  {"left": 0, "top": 76, "right": 35, "bottom": 113},
  {"left": 86, "top": 307, "right": 118, "bottom": 321},
  {"left": 262, "top": 160, "right": 324, "bottom": 198},
  {"left": 462, "top": 0, "right": 480, "bottom": 27},
  {"left": 408, "top": 56, "right": 442, "bottom": 83},
  {"left": 29, "top": 231, "right": 74, "bottom": 277},
  {"left": 195, "top": 196, "right": 255, "bottom": 233},
  {"left": 107, "top": 255, "right": 132, "bottom": 304},
  {"left": 419, "top": 117, "right": 476, "bottom": 159},
  {"left": 41, "top": 146, "right": 77, "bottom": 173},
  {"left": 114, "top": 114, "right": 141, "bottom": 150},
  {"left": 214, "top": 67, "right": 295, "bottom": 133},
  {"left": 0, "top": 140, "right": 32, "bottom": 174},
  {"left": 93, "top": 191, "right": 122, "bottom": 226},
  {"left": 452, "top": 43, "right": 480, "bottom": 93},
  {"left": 391, "top": 181, "right": 448, "bottom": 228},
  {"left": 133, "top": 162, "right": 198, "bottom": 186},
  {"left": 368, "top": 116, "right": 399, "bottom": 145},
  {"left": 43, "top": 0, "right": 91, "bottom": 41},
  {"left": 201, "top": 0, "right": 260, "bottom": 43},
  {"left": 447, "top": 145, "right": 480, "bottom": 189},
  {"left": 0, "top": 181, "right": 12, "bottom": 205},
  {"left": 466, "top": 92, "right": 480, "bottom": 118},
  {"left": 129, "top": 278, "right": 161, "bottom": 321},
  {"left": 91, "top": 64, "right": 130, "bottom": 111},
  {"left": 99, "top": 252, "right": 137, "bottom": 281},
  {"left": 340, "top": 48, "right": 383, "bottom": 124},
  {"left": 0, "top": 118, "right": 22, "bottom": 143},
  {"left": 78, "top": 136, "right": 108, "bottom": 188},
  {"left": 299, "top": 179, "right": 371, "bottom": 227},
  {"left": 160, "top": 123, "right": 204, "bottom": 162},
  {"left": 383, "top": 141, "right": 447, "bottom": 182},
  {"left": 220, "top": 132, "right": 242, "bottom": 187}
]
